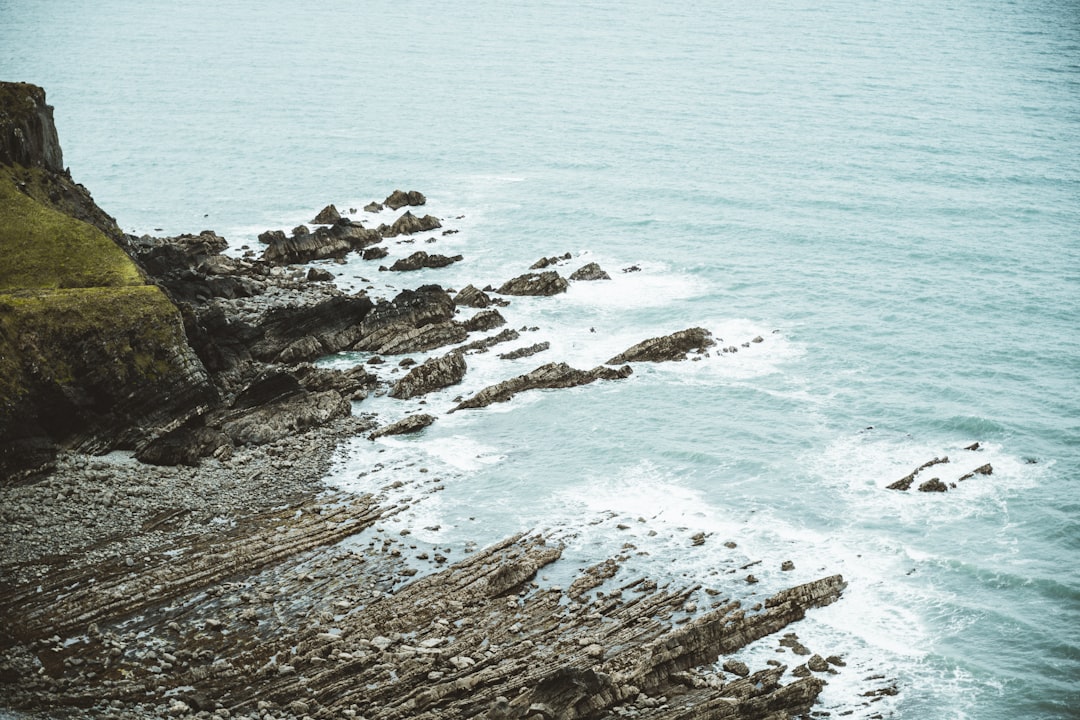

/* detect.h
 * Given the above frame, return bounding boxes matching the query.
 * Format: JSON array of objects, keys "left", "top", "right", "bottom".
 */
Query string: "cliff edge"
[{"left": 0, "top": 82, "right": 215, "bottom": 480}]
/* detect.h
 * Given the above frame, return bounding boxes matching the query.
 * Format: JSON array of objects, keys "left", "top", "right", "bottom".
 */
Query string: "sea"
[{"left": 2, "top": 0, "right": 1078, "bottom": 717}]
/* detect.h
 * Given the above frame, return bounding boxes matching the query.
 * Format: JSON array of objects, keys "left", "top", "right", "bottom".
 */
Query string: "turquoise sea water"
[{"left": 3, "top": 1, "right": 1079, "bottom": 717}]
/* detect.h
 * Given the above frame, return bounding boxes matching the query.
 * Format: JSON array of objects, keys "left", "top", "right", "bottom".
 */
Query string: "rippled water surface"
[{"left": 3, "top": 0, "right": 1079, "bottom": 716}]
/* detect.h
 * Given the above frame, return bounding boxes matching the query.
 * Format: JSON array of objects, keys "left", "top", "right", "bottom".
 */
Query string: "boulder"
[
  {"left": 959, "top": 463, "right": 993, "bottom": 481},
  {"left": 918, "top": 478, "right": 948, "bottom": 492},
  {"left": 452, "top": 362, "right": 632, "bottom": 411},
  {"left": 383, "top": 189, "right": 427, "bottom": 210},
  {"left": 388, "top": 251, "right": 463, "bottom": 272},
  {"left": 312, "top": 204, "right": 341, "bottom": 225},
  {"left": 497, "top": 271, "right": 569, "bottom": 297},
  {"left": 453, "top": 284, "right": 492, "bottom": 308},
  {"left": 569, "top": 262, "right": 611, "bottom": 281},
  {"left": 379, "top": 211, "right": 441, "bottom": 238},
  {"left": 369, "top": 413, "right": 436, "bottom": 439},
  {"left": 363, "top": 201, "right": 384, "bottom": 213},
  {"left": 607, "top": 327, "right": 715, "bottom": 363},
  {"left": 362, "top": 246, "right": 389, "bottom": 261},
  {"left": 307, "top": 267, "right": 334, "bottom": 282},
  {"left": 258, "top": 229, "right": 286, "bottom": 245},
  {"left": 462, "top": 309, "right": 506, "bottom": 332},
  {"left": 389, "top": 352, "right": 467, "bottom": 399}
]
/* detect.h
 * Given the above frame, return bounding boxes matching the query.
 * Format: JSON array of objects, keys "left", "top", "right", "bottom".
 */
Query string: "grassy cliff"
[{"left": 0, "top": 82, "right": 213, "bottom": 476}]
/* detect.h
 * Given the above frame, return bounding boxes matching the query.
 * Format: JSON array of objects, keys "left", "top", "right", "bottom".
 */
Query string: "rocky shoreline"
[{"left": 0, "top": 83, "right": 896, "bottom": 719}]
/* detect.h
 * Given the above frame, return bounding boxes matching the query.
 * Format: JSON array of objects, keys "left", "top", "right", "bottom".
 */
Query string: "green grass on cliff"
[
  {"left": 0, "top": 285, "right": 185, "bottom": 414},
  {"left": 0, "top": 165, "right": 143, "bottom": 291}
]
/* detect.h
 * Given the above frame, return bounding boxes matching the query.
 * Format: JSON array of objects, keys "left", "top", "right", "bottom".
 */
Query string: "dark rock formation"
[
  {"left": 499, "top": 341, "right": 551, "bottom": 360},
  {"left": 608, "top": 327, "right": 715, "bottom": 363},
  {"left": 454, "top": 284, "right": 492, "bottom": 308},
  {"left": 364, "top": 201, "right": 384, "bottom": 213},
  {"left": 530, "top": 253, "right": 571, "bottom": 270},
  {"left": 262, "top": 220, "right": 381, "bottom": 265},
  {"left": 379, "top": 210, "right": 441, "bottom": 238},
  {"left": 307, "top": 267, "right": 334, "bottom": 282},
  {"left": 453, "top": 362, "right": 632, "bottom": 411},
  {"left": 383, "top": 189, "right": 427, "bottom": 210},
  {"left": 258, "top": 229, "right": 286, "bottom": 244},
  {"left": 918, "top": 478, "right": 948, "bottom": 492},
  {"left": 497, "top": 271, "right": 569, "bottom": 296},
  {"left": 221, "top": 389, "right": 350, "bottom": 446},
  {"left": 462, "top": 309, "right": 506, "bottom": 332},
  {"left": 887, "top": 456, "right": 950, "bottom": 491},
  {"left": 351, "top": 285, "right": 460, "bottom": 356},
  {"left": 457, "top": 328, "right": 521, "bottom": 354},
  {"left": 370, "top": 413, "right": 436, "bottom": 439},
  {"left": 959, "top": 463, "right": 993, "bottom": 481},
  {"left": 388, "top": 251, "right": 463, "bottom": 272},
  {"left": 312, "top": 204, "right": 341, "bottom": 224},
  {"left": 569, "top": 262, "right": 611, "bottom": 281},
  {"left": 389, "top": 352, "right": 467, "bottom": 399},
  {"left": 362, "top": 245, "right": 389, "bottom": 260}
]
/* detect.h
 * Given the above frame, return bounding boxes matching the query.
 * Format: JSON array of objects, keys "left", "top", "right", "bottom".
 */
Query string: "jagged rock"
[
  {"left": 307, "top": 267, "right": 334, "bottom": 282},
  {"left": 389, "top": 352, "right": 467, "bottom": 399},
  {"left": 888, "top": 456, "right": 950, "bottom": 491},
  {"left": 918, "top": 478, "right": 948, "bottom": 492},
  {"left": 374, "top": 322, "right": 468, "bottom": 355},
  {"left": 379, "top": 211, "right": 441, "bottom": 238},
  {"left": 530, "top": 253, "right": 571, "bottom": 270},
  {"left": 383, "top": 189, "right": 427, "bottom": 210},
  {"left": 262, "top": 221, "right": 381, "bottom": 265},
  {"left": 388, "top": 251, "right": 463, "bottom": 272},
  {"left": 312, "top": 204, "right": 341, "bottom": 224},
  {"left": 370, "top": 413, "right": 436, "bottom": 439},
  {"left": 497, "top": 271, "right": 569, "bottom": 296},
  {"left": 498, "top": 342, "right": 550, "bottom": 361},
  {"left": 959, "top": 463, "right": 993, "bottom": 481},
  {"left": 363, "top": 245, "right": 388, "bottom": 260},
  {"left": 457, "top": 328, "right": 520, "bottom": 354},
  {"left": 965, "top": 442, "right": 981, "bottom": 451},
  {"left": 463, "top": 309, "right": 506, "bottom": 332},
  {"left": 258, "top": 229, "right": 286, "bottom": 244},
  {"left": 364, "top": 201, "right": 384, "bottom": 213},
  {"left": 221, "top": 390, "right": 350, "bottom": 446},
  {"left": 623, "top": 264, "right": 641, "bottom": 273},
  {"left": 569, "top": 262, "right": 611, "bottom": 281},
  {"left": 352, "top": 285, "right": 457, "bottom": 354},
  {"left": 453, "top": 362, "right": 632, "bottom": 411},
  {"left": 248, "top": 295, "right": 375, "bottom": 362},
  {"left": 293, "top": 224, "right": 310, "bottom": 236},
  {"left": 608, "top": 327, "right": 715, "bottom": 363},
  {"left": 807, "top": 654, "right": 830, "bottom": 672},
  {"left": 453, "top": 284, "right": 492, "bottom": 308}
]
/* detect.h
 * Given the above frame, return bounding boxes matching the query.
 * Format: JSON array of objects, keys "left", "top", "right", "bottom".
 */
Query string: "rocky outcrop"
[
  {"left": 0, "top": 82, "right": 63, "bottom": 173},
  {"left": 497, "top": 271, "right": 569, "bottom": 296},
  {"left": 388, "top": 251, "right": 463, "bottom": 271},
  {"left": 384, "top": 189, "right": 427, "bottom": 210},
  {"left": 312, "top": 204, "right": 341, "bottom": 224},
  {"left": 457, "top": 328, "right": 520, "bottom": 354},
  {"left": 531, "top": 253, "right": 571, "bottom": 269},
  {"left": 351, "top": 285, "right": 460, "bottom": 355},
  {"left": 462, "top": 308, "right": 506, "bottom": 332},
  {"left": 389, "top": 352, "right": 467, "bottom": 399},
  {"left": 569, "top": 262, "right": 611, "bottom": 281},
  {"left": 370, "top": 413, "right": 436, "bottom": 439},
  {"left": 261, "top": 220, "right": 381, "bottom": 265},
  {"left": 499, "top": 341, "right": 550, "bottom": 360},
  {"left": 608, "top": 327, "right": 715, "bottom": 363},
  {"left": 453, "top": 362, "right": 632, "bottom": 411},
  {"left": 453, "top": 283, "right": 492, "bottom": 307},
  {"left": 887, "top": 456, "right": 949, "bottom": 491},
  {"left": 379, "top": 210, "right": 441, "bottom": 238},
  {"left": 363, "top": 245, "right": 389, "bottom": 260}
]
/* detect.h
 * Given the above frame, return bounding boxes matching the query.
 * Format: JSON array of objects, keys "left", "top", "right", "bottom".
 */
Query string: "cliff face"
[{"left": 0, "top": 82, "right": 215, "bottom": 480}]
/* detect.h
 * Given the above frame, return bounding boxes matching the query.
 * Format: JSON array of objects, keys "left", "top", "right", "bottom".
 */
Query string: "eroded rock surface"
[
  {"left": 498, "top": 270, "right": 569, "bottom": 296},
  {"left": 608, "top": 327, "right": 715, "bottom": 363},
  {"left": 453, "top": 362, "right": 632, "bottom": 411},
  {"left": 389, "top": 352, "right": 467, "bottom": 399},
  {"left": 570, "top": 262, "right": 611, "bottom": 281}
]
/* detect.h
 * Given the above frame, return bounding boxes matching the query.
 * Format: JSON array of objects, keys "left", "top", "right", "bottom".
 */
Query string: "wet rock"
[
  {"left": 262, "top": 221, "right": 381, "bottom": 265},
  {"left": 530, "top": 253, "right": 571, "bottom": 270},
  {"left": 457, "top": 328, "right": 520, "bottom": 354},
  {"left": 312, "top": 204, "right": 341, "bottom": 225},
  {"left": 352, "top": 285, "right": 458, "bottom": 354},
  {"left": 362, "top": 245, "right": 389, "bottom": 261},
  {"left": 453, "top": 362, "right": 632, "bottom": 411},
  {"left": 453, "top": 284, "right": 492, "bottom": 308},
  {"left": 498, "top": 342, "right": 550, "bottom": 361},
  {"left": 722, "top": 659, "right": 749, "bottom": 677},
  {"left": 569, "top": 262, "right": 611, "bottom": 281},
  {"left": 497, "top": 271, "right": 569, "bottom": 296},
  {"left": 306, "top": 267, "right": 334, "bottom": 282},
  {"left": 383, "top": 189, "right": 427, "bottom": 210},
  {"left": 807, "top": 654, "right": 830, "bottom": 672},
  {"left": 608, "top": 327, "right": 715, "bottom": 363},
  {"left": 388, "top": 251, "right": 463, "bottom": 272},
  {"left": 370, "top": 414, "right": 436, "bottom": 439},
  {"left": 965, "top": 442, "right": 981, "bottom": 451},
  {"left": 389, "top": 352, "right": 467, "bottom": 399},
  {"left": 918, "top": 478, "right": 948, "bottom": 492},
  {"left": 463, "top": 309, "right": 506, "bottom": 333},
  {"left": 958, "top": 463, "right": 993, "bottom": 481},
  {"left": 364, "top": 201, "right": 384, "bottom": 213},
  {"left": 781, "top": 560, "right": 795, "bottom": 571},
  {"left": 379, "top": 211, "right": 441, "bottom": 238},
  {"left": 258, "top": 229, "right": 286, "bottom": 245}
]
